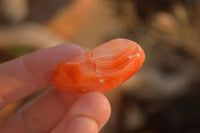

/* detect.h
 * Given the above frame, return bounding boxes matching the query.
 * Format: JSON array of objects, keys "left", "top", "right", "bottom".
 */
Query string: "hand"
[{"left": 0, "top": 44, "right": 111, "bottom": 133}]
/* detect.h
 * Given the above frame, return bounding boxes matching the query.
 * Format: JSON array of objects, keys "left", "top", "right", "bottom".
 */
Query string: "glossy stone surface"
[{"left": 52, "top": 39, "right": 145, "bottom": 93}]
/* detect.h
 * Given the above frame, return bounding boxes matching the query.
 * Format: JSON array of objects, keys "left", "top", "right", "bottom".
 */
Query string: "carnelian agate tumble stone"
[{"left": 52, "top": 39, "right": 145, "bottom": 93}]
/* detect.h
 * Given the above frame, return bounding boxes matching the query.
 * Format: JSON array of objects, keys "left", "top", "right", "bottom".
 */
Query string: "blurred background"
[{"left": 0, "top": 0, "right": 200, "bottom": 133}]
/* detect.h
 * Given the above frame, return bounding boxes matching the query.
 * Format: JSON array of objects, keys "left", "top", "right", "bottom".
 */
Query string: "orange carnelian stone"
[{"left": 52, "top": 39, "right": 145, "bottom": 93}]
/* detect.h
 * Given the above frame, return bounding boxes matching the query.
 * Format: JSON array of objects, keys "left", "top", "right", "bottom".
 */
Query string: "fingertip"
[
  {"left": 68, "top": 92, "right": 111, "bottom": 129},
  {"left": 65, "top": 116, "right": 98, "bottom": 133},
  {"left": 59, "top": 43, "right": 84, "bottom": 57},
  {"left": 50, "top": 92, "right": 111, "bottom": 133}
]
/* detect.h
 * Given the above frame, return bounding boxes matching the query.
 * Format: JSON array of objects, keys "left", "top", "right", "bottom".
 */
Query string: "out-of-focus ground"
[{"left": 0, "top": 0, "right": 200, "bottom": 133}]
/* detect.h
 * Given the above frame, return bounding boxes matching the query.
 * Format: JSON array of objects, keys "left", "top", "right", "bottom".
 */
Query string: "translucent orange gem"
[{"left": 52, "top": 39, "right": 145, "bottom": 93}]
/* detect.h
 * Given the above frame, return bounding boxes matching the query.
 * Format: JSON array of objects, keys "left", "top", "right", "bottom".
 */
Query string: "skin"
[{"left": 0, "top": 44, "right": 111, "bottom": 133}]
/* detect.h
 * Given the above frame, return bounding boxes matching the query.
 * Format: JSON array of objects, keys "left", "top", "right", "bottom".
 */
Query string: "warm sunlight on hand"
[{"left": 0, "top": 44, "right": 111, "bottom": 133}]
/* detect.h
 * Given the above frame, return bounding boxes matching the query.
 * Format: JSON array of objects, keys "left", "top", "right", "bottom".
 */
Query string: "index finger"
[{"left": 0, "top": 44, "right": 84, "bottom": 109}]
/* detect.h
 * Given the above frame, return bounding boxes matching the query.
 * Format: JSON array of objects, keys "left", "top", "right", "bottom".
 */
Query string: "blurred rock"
[
  {"left": 28, "top": 0, "right": 73, "bottom": 23},
  {"left": 47, "top": 0, "right": 98, "bottom": 39},
  {"left": 0, "top": 0, "right": 28, "bottom": 23},
  {"left": 123, "top": 104, "right": 146, "bottom": 130},
  {"left": 151, "top": 12, "right": 178, "bottom": 35},
  {"left": 0, "top": 23, "right": 65, "bottom": 49},
  {"left": 173, "top": 3, "right": 188, "bottom": 22},
  {"left": 71, "top": 0, "right": 131, "bottom": 48}
]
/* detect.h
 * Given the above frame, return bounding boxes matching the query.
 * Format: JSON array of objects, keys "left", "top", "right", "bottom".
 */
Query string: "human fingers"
[
  {"left": 0, "top": 44, "right": 83, "bottom": 109},
  {"left": 51, "top": 92, "right": 111, "bottom": 133},
  {"left": 0, "top": 91, "right": 111, "bottom": 133},
  {"left": 0, "top": 88, "right": 81, "bottom": 133}
]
